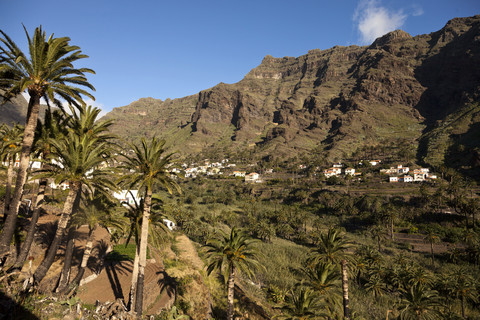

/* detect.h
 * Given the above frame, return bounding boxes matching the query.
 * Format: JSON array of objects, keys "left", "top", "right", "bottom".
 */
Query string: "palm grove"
[
  {"left": 1, "top": 26, "right": 480, "bottom": 320},
  {"left": 0, "top": 26, "right": 182, "bottom": 318}
]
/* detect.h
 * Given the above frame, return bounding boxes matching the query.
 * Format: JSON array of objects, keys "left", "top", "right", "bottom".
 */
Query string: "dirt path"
[
  {"left": 394, "top": 232, "right": 452, "bottom": 253},
  {"left": 175, "top": 234, "right": 205, "bottom": 271}
]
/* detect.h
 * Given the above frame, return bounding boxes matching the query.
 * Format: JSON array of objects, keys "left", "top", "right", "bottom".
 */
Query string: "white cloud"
[
  {"left": 411, "top": 4, "right": 424, "bottom": 17},
  {"left": 83, "top": 98, "right": 108, "bottom": 118},
  {"left": 353, "top": 0, "right": 407, "bottom": 44}
]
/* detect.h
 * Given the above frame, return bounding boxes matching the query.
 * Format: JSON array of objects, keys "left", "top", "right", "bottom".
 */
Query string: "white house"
[
  {"left": 344, "top": 168, "right": 355, "bottom": 176},
  {"left": 30, "top": 161, "right": 42, "bottom": 169},
  {"left": 232, "top": 171, "right": 246, "bottom": 177},
  {"left": 113, "top": 190, "right": 141, "bottom": 206},
  {"left": 323, "top": 169, "right": 337, "bottom": 178},
  {"left": 245, "top": 172, "right": 260, "bottom": 182},
  {"left": 401, "top": 175, "right": 413, "bottom": 183},
  {"left": 50, "top": 182, "right": 70, "bottom": 190},
  {"left": 389, "top": 176, "right": 398, "bottom": 183},
  {"left": 162, "top": 219, "right": 176, "bottom": 231},
  {"left": 398, "top": 165, "right": 410, "bottom": 174},
  {"left": 381, "top": 168, "right": 396, "bottom": 174},
  {"left": 414, "top": 173, "right": 426, "bottom": 182}
]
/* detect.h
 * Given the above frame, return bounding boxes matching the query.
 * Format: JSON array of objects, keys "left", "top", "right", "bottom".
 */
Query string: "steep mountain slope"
[
  {"left": 0, "top": 93, "right": 29, "bottom": 126},
  {"left": 104, "top": 15, "right": 479, "bottom": 165},
  {"left": 102, "top": 95, "right": 198, "bottom": 150},
  {"left": 71, "top": 15, "right": 480, "bottom": 174},
  {"left": 0, "top": 93, "right": 55, "bottom": 127}
]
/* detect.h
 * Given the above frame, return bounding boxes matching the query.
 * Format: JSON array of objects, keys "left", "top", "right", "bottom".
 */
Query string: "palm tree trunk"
[
  {"left": 63, "top": 228, "right": 95, "bottom": 295},
  {"left": 12, "top": 178, "right": 47, "bottom": 270},
  {"left": 128, "top": 244, "right": 140, "bottom": 311},
  {"left": 3, "top": 156, "right": 14, "bottom": 217},
  {"left": 56, "top": 227, "right": 76, "bottom": 293},
  {"left": 0, "top": 95, "right": 41, "bottom": 257},
  {"left": 430, "top": 242, "right": 435, "bottom": 267},
  {"left": 227, "top": 265, "right": 235, "bottom": 320},
  {"left": 391, "top": 219, "right": 394, "bottom": 241},
  {"left": 461, "top": 295, "right": 465, "bottom": 319},
  {"left": 32, "top": 181, "right": 80, "bottom": 286},
  {"left": 134, "top": 189, "right": 152, "bottom": 317},
  {"left": 341, "top": 259, "right": 350, "bottom": 320}
]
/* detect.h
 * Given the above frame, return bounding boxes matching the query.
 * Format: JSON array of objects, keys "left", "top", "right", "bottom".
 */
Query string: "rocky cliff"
[{"left": 19, "top": 15, "right": 480, "bottom": 175}]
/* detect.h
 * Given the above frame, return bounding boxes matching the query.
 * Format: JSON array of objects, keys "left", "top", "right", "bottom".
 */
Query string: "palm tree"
[
  {"left": 424, "top": 231, "right": 440, "bottom": 267},
  {"left": 397, "top": 284, "right": 442, "bottom": 320},
  {"left": 368, "top": 225, "right": 388, "bottom": 252},
  {"left": 443, "top": 267, "right": 478, "bottom": 318},
  {"left": 118, "top": 137, "right": 180, "bottom": 316},
  {"left": 12, "top": 108, "right": 67, "bottom": 270},
  {"left": 204, "top": 227, "right": 263, "bottom": 320},
  {"left": 307, "top": 228, "right": 353, "bottom": 268},
  {"left": 0, "top": 123, "right": 23, "bottom": 216},
  {"left": 30, "top": 105, "right": 115, "bottom": 286},
  {"left": 0, "top": 26, "right": 95, "bottom": 257},
  {"left": 306, "top": 228, "right": 353, "bottom": 320},
  {"left": 58, "top": 191, "right": 125, "bottom": 294},
  {"left": 122, "top": 192, "right": 171, "bottom": 310},
  {"left": 301, "top": 262, "right": 341, "bottom": 317},
  {"left": 365, "top": 274, "right": 386, "bottom": 298},
  {"left": 381, "top": 203, "right": 397, "bottom": 241},
  {"left": 341, "top": 259, "right": 350, "bottom": 319},
  {"left": 276, "top": 287, "right": 326, "bottom": 320}
]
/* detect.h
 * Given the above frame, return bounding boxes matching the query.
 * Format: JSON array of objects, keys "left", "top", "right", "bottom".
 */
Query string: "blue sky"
[{"left": 2, "top": 0, "right": 479, "bottom": 115}]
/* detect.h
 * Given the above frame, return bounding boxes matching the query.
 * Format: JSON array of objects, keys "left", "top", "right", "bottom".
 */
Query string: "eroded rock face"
[{"left": 103, "top": 15, "right": 480, "bottom": 162}]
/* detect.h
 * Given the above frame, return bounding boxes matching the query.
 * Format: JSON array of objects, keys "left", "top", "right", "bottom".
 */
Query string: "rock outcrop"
[{"left": 76, "top": 15, "right": 480, "bottom": 172}]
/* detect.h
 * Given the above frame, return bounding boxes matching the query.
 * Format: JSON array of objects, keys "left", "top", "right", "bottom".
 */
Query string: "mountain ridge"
[
  {"left": 102, "top": 15, "right": 480, "bottom": 176},
  {"left": 3, "top": 15, "right": 480, "bottom": 176}
]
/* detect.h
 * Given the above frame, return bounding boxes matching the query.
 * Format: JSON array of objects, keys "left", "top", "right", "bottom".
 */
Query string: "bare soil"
[{"left": 16, "top": 210, "right": 174, "bottom": 315}]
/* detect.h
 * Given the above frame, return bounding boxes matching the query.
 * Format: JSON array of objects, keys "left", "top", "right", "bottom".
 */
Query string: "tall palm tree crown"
[
  {"left": 277, "top": 287, "right": 326, "bottom": 320},
  {"left": 0, "top": 25, "right": 95, "bottom": 256},
  {"left": 119, "top": 137, "right": 180, "bottom": 195},
  {"left": 31, "top": 105, "right": 116, "bottom": 285},
  {"left": 204, "top": 227, "right": 263, "bottom": 283},
  {"left": 118, "top": 137, "right": 181, "bottom": 316},
  {"left": 204, "top": 227, "right": 263, "bottom": 320},
  {"left": 398, "top": 284, "right": 442, "bottom": 320},
  {"left": 307, "top": 228, "right": 353, "bottom": 267},
  {"left": 0, "top": 26, "right": 95, "bottom": 107}
]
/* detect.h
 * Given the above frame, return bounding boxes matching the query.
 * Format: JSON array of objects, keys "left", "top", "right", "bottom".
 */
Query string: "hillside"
[
  {"left": 3, "top": 15, "right": 479, "bottom": 174},
  {"left": 0, "top": 93, "right": 29, "bottom": 126},
  {"left": 0, "top": 93, "right": 54, "bottom": 127},
  {"left": 102, "top": 15, "right": 480, "bottom": 174}
]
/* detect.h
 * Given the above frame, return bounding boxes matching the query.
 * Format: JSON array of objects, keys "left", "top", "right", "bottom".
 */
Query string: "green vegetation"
[{"left": 106, "top": 243, "right": 150, "bottom": 261}]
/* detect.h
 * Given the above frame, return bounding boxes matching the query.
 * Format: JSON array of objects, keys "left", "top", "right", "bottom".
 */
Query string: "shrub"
[{"left": 105, "top": 243, "right": 149, "bottom": 261}]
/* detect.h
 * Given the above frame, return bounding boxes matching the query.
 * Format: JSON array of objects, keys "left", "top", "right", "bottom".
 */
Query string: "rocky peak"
[
  {"left": 369, "top": 30, "right": 412, "bottom": 49},
  {"left": 98, "top": 15, "right": 480, "bottom": 172}
]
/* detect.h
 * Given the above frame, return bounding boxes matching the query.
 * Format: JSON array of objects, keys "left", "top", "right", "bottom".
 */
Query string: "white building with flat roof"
[{"left": 113, "top": 190, "right": 141, "bottom": 206}]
